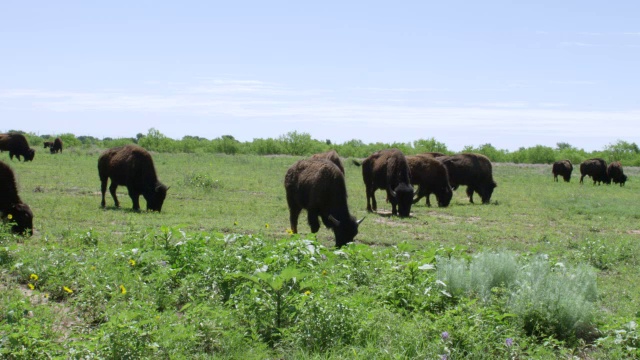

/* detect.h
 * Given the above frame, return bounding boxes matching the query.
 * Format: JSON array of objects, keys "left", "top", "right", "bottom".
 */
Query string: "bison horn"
[
  {"left": 357, "top": 216, "right": 365, "bottom": 225},
  {"left": 328, "top": 215, "right": 340, "bottom": 226}
]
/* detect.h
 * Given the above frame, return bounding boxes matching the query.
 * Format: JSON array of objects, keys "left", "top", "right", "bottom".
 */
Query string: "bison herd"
[{"left": 0, "top": 133, "right": 633, "bottom": 247}]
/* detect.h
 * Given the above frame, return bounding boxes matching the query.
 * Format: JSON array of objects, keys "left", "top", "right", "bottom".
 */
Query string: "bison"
[
  {"left": 438, "top": 153, "right": 497, "bottom": 204},
  {"left": 98, "top": 145, "right": 168, "bottom": 212},
  {"left": 44, "top": 138, "right": 63, "bottom": 154},
  {"left": 0, "top": 161, "right": 33, "bottom": 235},
  {"left": 579, "top": 158, "right": 610, "bottom": 185},
  {"left": 355, "top": 149, "right": 414, "bottom": 217},
  {"left": 406, "top": 155, "right": 453, "bottom": 207},
  {"left": 285, "top": 158, "right": 363, "bottom": 247},
  {"left": 0, "top": 133, "right": 35, "bottom": 162},
  {"left": 310, "top": 150, "right": 344, "bottom": 174},
  {"left": 607, "top": 161, "right": 627, "bottom": 186},
  {"left": 552, "top": 160, "right": 573, "bottom": 182}
]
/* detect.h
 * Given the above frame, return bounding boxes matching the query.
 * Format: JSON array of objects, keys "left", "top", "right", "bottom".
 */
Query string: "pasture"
[{"left": 2, "top": 148, "right": 640, "bottom": 358}]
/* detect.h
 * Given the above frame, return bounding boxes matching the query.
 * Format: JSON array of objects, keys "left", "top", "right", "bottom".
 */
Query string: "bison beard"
[
  {"left": 285, "top": 158, "right": 363, "bottom": 247},
  {"left": 0, "top": 161, "right": 33, "bottom": 235},
  {"left": 98, "top": 145, "right": 168, "bottom": 212}
]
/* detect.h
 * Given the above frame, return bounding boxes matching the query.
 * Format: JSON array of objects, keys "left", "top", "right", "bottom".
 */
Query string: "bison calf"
[
  {"left": 607, "top": 161, "right": 627, "bottom": 186},
  {"left": 98, "top": 145, "right": 168, "bottom": 212},
  {"left": 285, "top": 158, "right": 363, "bottom": 247},
  {"left": 580, "top": 158, "right": 610, "bottom": 185},
  {"left": 0, "top": 133, "right": 35, "bottom": 162},
  {"left": 552, "top": 160, "right": 573, "bottom": 182},
  {"left": 438, "top": 153, "right": 497, "bottom": 204},
  {"left": 0, "top": 161, "right": 33, "bottom": 235},
  {"left": 406, "top": 155, "right": 452, "bottom": 207}
]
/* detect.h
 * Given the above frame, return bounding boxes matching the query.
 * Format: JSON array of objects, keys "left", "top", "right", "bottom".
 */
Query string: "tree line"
[{"left": 13, "top": 128, "right": 640, "bottom": 166}]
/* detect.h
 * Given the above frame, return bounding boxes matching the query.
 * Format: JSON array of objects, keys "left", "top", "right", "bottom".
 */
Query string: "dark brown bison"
[
  {"left": 0, "top": 161, "right": 33, "bottom": 235},
  {"left": 355, "top": 149, "right": 414, "bottom": 217},
  {"left": 438, "top": 153, "right": 497, "bottom": 204},
  {"left": 44, "top": 138, "right": 63, "bottom": 154},
  {"left": 419, "top": 152, "right": 446, "bottom": 158},
  {"left": 285, "top": 158, "right": 363, "bottom": 247},
  {"left": 98, "top": 145, "right": 168, "bottom": 212},
  {"left": 310, "top": 150, "right": 344, "bottom": 174},
  {"left": 406, "top": 155, "right": 453, "bottom": 207},
  {"left": 0, "top": 133, "right": 35, "bottom": 162},
  {"left": 579, "top": 158, "right": 610, "bottom": 185},
  {"left": 552, "top": 160, "right": 573, "bottom": 182},
  {"left": 607, "top": 161, "right": 627, "bottom": 186}
]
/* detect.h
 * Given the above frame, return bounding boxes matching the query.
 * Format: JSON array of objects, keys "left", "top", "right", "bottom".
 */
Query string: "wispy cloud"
[{"left": 559, "top": 41, "right": 597, "bottom": 47}]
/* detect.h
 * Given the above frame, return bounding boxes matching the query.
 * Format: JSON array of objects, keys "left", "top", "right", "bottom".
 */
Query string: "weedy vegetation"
[{"left": 1, "top": 149, "right": 640, "bottom": 358}]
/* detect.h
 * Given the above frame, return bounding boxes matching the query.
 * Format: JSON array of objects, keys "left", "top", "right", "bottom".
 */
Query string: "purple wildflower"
[
  {"left": 506, "top": 338, "right": 513, "bottom": 347},
  {"left": 440, "top": 355, "right": 448, "bottom": 360},
  {"left": 441, "top": 331, "right": 449, "bottom": 341}
]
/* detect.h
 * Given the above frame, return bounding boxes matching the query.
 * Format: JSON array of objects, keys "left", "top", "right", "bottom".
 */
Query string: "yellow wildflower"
[
  {"left": 234, "top": 221, "right": 238, "bottom": 226},
  {"left": 286, "top": 228, "right": 294, "bottom": 235},
  {"left": 322, "top": 270, "right": 327, "bottom": 276},
  {"left": 30, "top": 274, "right": 38, "bottom": 281},
  {"left": 129, "top": 259, "right": 136, "bottom": 266},
  {"left": 7, "top": 214, "right": 12, "bottom": 220},
  {"left": 91, "top": 266, "right": 96, "bottom": 270},
  {"left": 120, "top": 285, "right": 127, "bottom": 295},
  {"left": 265, "top": 223, "right": 270, "bottom": 229},
  {"left": 63, "top": 286, "right": 73, "bottom": 294},
  {"left": 304, "top": 290, "right": 311, "bottom": 296},
  {"left": 28, "top": 283, "right": 35, "bottom": 290}
]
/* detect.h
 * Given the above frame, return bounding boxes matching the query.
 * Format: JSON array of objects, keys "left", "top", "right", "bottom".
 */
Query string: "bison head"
[
  {"left": 25, "top": 148, "right": 35, "bottom": 162},
  {"left": 4, "top": 203, "right": 33, "bottom": 236},
  {"left": 480, "top": 181, "right": 497, "bottom": 204},
  {"left": 146, "top": 184, "right": 168, "bottom": 212},
  {"left": 436, "top": 186, "right": 453, "bottom": 207},
  {"left": 391, "top": 183, "right": 414, "bottom": 217},
  {"left": 329, "top": 215, "right": 365, "bottom": 248}
]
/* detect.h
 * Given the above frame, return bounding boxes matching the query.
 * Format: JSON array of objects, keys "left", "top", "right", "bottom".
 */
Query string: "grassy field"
[{"left": 2, "top": 148, "right": 640, "bottom": 358}]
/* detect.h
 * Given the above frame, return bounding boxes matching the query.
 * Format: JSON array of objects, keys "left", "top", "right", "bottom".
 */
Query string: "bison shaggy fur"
[
  {"left": 0, "top": 133, "right": 35, "bottom": 162},
  {"left": 607, "top": 161, "right": 627, "bottom": 186},
  {"left": 98, "top": 145, "right": 168, "bottom": 212},
  {"left": 44, "top": 138, "right": 63, "bottom": 154},
  {"left": 310, "top": 150, "right": 344, "bottom": 174},
  {"left": 285, "top": 158, "right": 362, "bottom": 247},
  {"left": 358, "top": 149, "right": 414, "bottom": 217},
  {"left": 438, "top": 153, "right": 497, "bottom": 204},
  {"left": 406, "top": 155, "right": 453, "bottom": 207},
  {"left": 552, "top": 160, "right": 573, "bottom": 182},
  {"left": 0, "top": 161, "right": 33, "bottom": 235},
  {"left": 580, "top": 158, "right": 610, "bottom": 185}
]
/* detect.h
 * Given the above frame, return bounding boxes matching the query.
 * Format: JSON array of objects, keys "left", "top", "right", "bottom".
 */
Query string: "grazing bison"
[
  {"left": 98, "top": 145, "right": 168, "bottom": 212},
  {"left": 0, "top": 161, "right": 33, "bottom": 235},
  {"left": 0, "top": 133, "right": 35, "bottom": 161},
  {"left": 310, "top": 150, "right": 344, "bottom": 174},
  {"left": 552, "top": 160, "right": 573, "bottom": 182},
  {"left": 406, "top": 155, "right": 453, "bottom": 207},
  {"left": 44, "top": 138, "right": 63, "bottom": 154},
  {"left": 355, "top": 149, "right": 414, "bottom": 217},
  {"left": 438, "top": 153, "right": 497, "bottom": 204},
  {"left": 285, "top": 158, "right": 363, "bottom": 247},
  {"left": 579, "top": 158, "right": 610, "bottom": 185},
  {"left": 607, "top": 161, "right": 627, "bottom": 186},
  {"left": 419, "top": 152, "right": 446, "bottom": 158}
]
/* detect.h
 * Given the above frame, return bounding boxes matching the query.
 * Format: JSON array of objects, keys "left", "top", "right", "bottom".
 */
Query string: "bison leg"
[
  {"left": 366, "top": 187, "right": 377, "bottom": 212},
  {"left": 127, "top": 187, "right": 141, "bottom": 211},
  {"left": 579, "top": 175, "right": 585, "bottom": 184},
  {"left": 288, "top": 206, "right": 301, "bottom": 233},
  {"left": 100, "top": 179, "right": 108, "bottom": 208},
  {"left": 109, "top": 182, "right": 120, "bottom": 208},
  {"left": 307, "top": 211, "right": 321, "bottom": 233},
  {"left": 466, "top": 186, "right": 475, "bottom": 204}
]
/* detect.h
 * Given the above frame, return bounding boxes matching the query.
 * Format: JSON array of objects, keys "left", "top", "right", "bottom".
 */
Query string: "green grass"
[{"left": 2, "top": 150, "right": 640, "bottom": 358}]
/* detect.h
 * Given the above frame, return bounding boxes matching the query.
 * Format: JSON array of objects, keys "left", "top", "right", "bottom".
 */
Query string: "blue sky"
[{"left": 1, "top": 1, "right": 639, "bottom": 151}]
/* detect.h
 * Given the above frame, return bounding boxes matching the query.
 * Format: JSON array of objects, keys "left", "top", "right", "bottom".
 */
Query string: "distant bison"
[
  {"left": 310, "top": 150, "right": 344, "bottom": 174},
  {"left": 355, "top": 149, "right": 414, "bottom": 217},
  {"left": 0, "top": 161, "right": 33, "bottom": 235},
  {"left": 0, "top": 133, "right": 35, "bottom": 162},
  {"left": 285, "top": 158, "right": 363, "bottom": 247},
  {"left": 44, "top": 138, "right": 63, "bottom": 154},
  {"left": 580, "top": 158, "right": 610, "bottom": 185},
  {"left": 552, "top": 160, "right": 573, "bottom": 182},
  {"left": 406, "top": 155, "right": 453, "bottom": 207},
  {"left": 607, "top": 161, "right": 627, "bottom": 186},
  {"left": 438, "top": 153, "right": 497, "bottom": 204},
  {"left": 98, "top": 145, "right": 168, "bottom": 211}
]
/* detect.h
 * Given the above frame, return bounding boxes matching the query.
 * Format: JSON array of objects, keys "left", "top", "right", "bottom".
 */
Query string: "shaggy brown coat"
[
  {"left": 580, "top": 158, "right": 610, "bottom": 185},
  {"left": 0, "top": 161, "right": 33, "bottom": 235},
  {"left": 607, "top": 161, "right": 627, "bottom": 186},
  {"left": 357, "top": 149, "right": 414, "bottom": 217},
  {"left": 98, "top": 145, "right": 168, "bottom": 211},
  {"left": 552, "top": 160, "right": 573, "bottom": 182},
  {"left": 0, "top": 133, "right": 35, "bottom": 161},
  {"left": 406, "top": 155, "right": 453, "bottom": 207},
  {"left": 438, "top": 153, "right": 497, "bottom": 204},
  {"left": 44, "top": 138, "right": 63, "bottom": 154},
  {"left": 285, "top": 158, "right": 362, "bottom": 247},
  {"left": 310, "top": 150, "right": 344, "bottom": 174}
]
